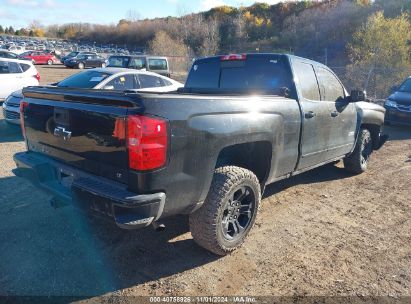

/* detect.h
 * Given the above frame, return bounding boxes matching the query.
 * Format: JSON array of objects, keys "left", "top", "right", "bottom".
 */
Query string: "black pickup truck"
[{"left": 14, "top": 54, "right": 387, "bottom": 255}]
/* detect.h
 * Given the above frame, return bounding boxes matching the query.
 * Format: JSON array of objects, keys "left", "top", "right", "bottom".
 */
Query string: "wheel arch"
[
  {"left": 360, "top": 123, "right": 381, "bottom": 150},
  {"left": 215, "top": 141, "right": 273, "bottom": 188}
]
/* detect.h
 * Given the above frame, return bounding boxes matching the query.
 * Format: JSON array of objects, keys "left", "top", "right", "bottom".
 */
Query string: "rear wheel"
[
  {"left": 101, "top": 62, "right": 106, "bottom": 68},
  {"left": 77, "top": 62, "right": 85, "bottom": 69},
  {"left": 189, "top": 166, "right": 261, "bottom": 256},
  {"left": 344, "top": 129, "right": 373, "bottom": 174}
]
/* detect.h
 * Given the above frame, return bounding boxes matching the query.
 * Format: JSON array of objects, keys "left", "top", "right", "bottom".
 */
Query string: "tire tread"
[{"left": 189, "top": 166, "right": 260, "bottom": 256}]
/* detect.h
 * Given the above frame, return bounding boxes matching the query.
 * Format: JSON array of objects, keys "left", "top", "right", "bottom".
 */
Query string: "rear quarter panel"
[{"left": 128, "top": 93, "right": 301, "bottom": 217}]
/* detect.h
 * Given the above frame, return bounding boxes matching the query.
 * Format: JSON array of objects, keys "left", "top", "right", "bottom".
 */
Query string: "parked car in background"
[
  {"left": 0, "top": 50, "right": 37, "bottom": 63},
  {"left": 4, "top": 68, "right": 182, "bottom": 124},
  {"left": 0, "top": 58, "right": 39, "bottom": 118},
  {"left": 385, "top": 77, "right": 411, "bottom": 126},
  {"left": 64, "top": 53, "right": 107, "bottom": 69},
  {"left": 108, "top": 55, "right": 170, "bottom": 77},
  {"left": 0, "top": 50, "right": 20, "bottom": 59},
  {"left": 56, "top": 68, "right": 183, "bottom": 91},
  {"left": 6, "top": 45, "right": 25, "bottom": 55},
  {"left": 60, "top": 51, "right": 94, "bottom": 64},
  {"left": 19, "top": 51, "right": 58, "bottom": 65},
  {"left": 1, "top": 89, "right": 23, "bottom": 124}
]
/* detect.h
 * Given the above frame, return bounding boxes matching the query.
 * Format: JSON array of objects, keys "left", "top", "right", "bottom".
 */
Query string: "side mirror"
[{"left": 350, "top": 90, "right": 366, "bottom": 103}]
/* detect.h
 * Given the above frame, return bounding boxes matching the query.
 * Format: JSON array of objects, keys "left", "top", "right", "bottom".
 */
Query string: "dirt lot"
[{"left": 0, "top": 65, "right": 410, "bottom": 300}]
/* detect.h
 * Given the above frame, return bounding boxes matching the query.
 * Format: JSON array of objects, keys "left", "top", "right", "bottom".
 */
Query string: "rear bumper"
[{"left": 13, "top": 152, "right": 165, "bottom": 229}]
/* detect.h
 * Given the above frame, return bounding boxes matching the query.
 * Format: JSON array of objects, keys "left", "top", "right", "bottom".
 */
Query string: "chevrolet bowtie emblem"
[{"left": 54, "top": 126, "right": 72, "bottom": 141}]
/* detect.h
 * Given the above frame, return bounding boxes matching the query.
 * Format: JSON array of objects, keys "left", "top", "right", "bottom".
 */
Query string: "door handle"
[
  {"left": 305, "top": 111, "right": 316, "bottom": 119},
  {"left": 331, "top": 111, "right": 339, "bottom": 117}
]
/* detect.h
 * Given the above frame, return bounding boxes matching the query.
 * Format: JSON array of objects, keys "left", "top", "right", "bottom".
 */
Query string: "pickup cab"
[{"left": 13, "top": 54, "right": 387, "bottom": 255}]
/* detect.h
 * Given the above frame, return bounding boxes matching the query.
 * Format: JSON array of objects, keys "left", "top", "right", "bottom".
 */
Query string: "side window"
[
  {"left": 9, "top": 62, "right": 22, "bottom": 73},
  {"left": 148, "top": 59, "right": 167, "bottom": 71},
  {"left": 315, "top": 67, "right": 345, "bottom": 102},
  {"left": 162, "top": 78, "right": 172, "bottom": 86},
  {"left": 0, "top": 61, "right": 10, "bottom": 74},
  {"left": 105, "top": 74, "right": 137, "bottom": 90},
  {"left": 129, "top": 58, "right": 145, "bottom": 69},
  {"left": 138, "top": 74, "right": 164, "bottom": 88},
  {"left": 293, "top": 61, "right": 320, "bottom": 101}
]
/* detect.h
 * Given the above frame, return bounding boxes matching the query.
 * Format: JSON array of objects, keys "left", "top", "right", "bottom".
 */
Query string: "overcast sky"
[{"left": 0, "top": 0, "right": 283, "bottom": 28}]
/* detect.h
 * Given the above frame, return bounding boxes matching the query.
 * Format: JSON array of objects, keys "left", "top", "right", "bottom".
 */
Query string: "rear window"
[
  {"left": 57, "top": 70, "right": 112, "bottom": 88},
  {"left": 108, "top": 56, "right": 130, "bottom": 68},
  {"left": 148, "top": 59, "right": 168, "bottom": 71},
  {"left": 185, "top": 55, "right": 294, "bottom": 95},
  {"left": 138, "top": 74, "right": 164, "bottom": 88}
]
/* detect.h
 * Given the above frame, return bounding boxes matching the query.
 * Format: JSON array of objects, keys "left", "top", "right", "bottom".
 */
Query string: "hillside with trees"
[{"left": 1, "top": 0, "right": 411, "bottom": 97}]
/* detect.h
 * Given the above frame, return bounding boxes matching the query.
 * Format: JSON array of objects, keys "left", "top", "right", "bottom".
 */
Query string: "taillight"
[
  {"left": 34, "top": 72, "right": 40, "bottom": 82},
  {"left": 127, "top": 115, "right": 168, "bottom": 171},
  {"left": 20, "top": 101, "right": 28, "bottom": 139},
  {"left": 221, "top": 54, "right": 247, "bottom": 61}
]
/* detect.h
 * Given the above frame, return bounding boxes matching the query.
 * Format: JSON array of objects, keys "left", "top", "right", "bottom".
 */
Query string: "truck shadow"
[
  {"left": 264, "top": 163, "right": 350, "bottom": 198},
  {"left": 0, "top": 119, "right": 23, "bottom": 143},
  {"left": 0, "top": 175, "right": 216, "bottom": 297}
]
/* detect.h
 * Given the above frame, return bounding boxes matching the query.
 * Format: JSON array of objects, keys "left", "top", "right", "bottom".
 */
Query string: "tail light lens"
[
  {"left": 34, "top": 72, "right": 40, "bottom": 82},
  {"left": 20, "top": 100, "right": 28, "bottom": 139},
  {"left": 127, "top": 115, "right": 168, "bottom": 171}
]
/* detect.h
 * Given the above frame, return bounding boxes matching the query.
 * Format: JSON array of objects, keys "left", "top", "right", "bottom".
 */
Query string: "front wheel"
[
  {"left": 47, "top": 59, "right": 53, "bottom": 65},
  {"left": 101, "top": 62, "right": 106, "bottom": 68},
  {"left": 344, "top": 129, "right": 373, "bottom": 174},
  {"left": 77, "top": 62, "right": 85, "bottom": 69},
  {"left": 189, "top": 166, "right": 261, "bottom": 256}
]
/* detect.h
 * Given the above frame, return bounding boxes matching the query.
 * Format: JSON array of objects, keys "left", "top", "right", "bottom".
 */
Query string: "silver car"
[{"left": 2, "top": 90, "right": 23, "bottom": 124}]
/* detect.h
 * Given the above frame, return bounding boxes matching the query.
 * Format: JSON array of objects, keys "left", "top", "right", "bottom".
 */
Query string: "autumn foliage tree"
[{"left": 347, "top": 11, "right": 411, "bottom": 97}]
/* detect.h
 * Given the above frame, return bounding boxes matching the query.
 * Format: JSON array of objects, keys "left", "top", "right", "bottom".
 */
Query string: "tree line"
[{"left": 2, "top": 0, "right": 411, "bottom": 97}]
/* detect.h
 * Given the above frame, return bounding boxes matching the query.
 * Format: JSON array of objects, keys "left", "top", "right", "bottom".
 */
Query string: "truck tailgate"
[{"left": 22, "top": 87, "right": 141, "bottom": 184}]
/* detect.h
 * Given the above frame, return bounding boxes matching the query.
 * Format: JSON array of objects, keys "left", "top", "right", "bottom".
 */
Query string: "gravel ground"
[{"left": 0, "top": 65, "right": 410, "bottom": 301}]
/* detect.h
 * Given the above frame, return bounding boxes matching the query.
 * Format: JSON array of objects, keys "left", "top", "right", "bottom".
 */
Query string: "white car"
[
  {"left": 1, "top": 58, "right": 40, "bottom": 124},
  {"left": 0, "top": 58, "right": 39, "bottom": 102},
  {"left": 7, "top": 45, "right": 25, "bottom": 55},
  {"left": 55, "top": 68, "right": 183, "bottom": 92}
]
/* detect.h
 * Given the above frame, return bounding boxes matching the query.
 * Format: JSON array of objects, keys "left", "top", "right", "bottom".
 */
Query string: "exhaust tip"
[{"left": 152, "top": 221, "right": 166, "bottom": 232}]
